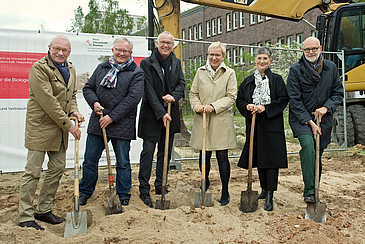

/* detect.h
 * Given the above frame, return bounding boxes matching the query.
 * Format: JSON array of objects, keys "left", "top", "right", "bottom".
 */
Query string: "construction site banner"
[{"left": 0, "top": 29, "right": 148, "bottom": 173}]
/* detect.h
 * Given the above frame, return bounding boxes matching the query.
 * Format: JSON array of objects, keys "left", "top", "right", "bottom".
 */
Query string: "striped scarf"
[{"left": 100, "top": 56, "right": 133, "bottom": 88}]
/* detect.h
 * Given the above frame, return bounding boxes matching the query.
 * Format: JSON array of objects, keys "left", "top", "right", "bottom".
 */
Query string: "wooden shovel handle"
[{"left": 247, "top": 112, "right": 256, "bottom": 191}]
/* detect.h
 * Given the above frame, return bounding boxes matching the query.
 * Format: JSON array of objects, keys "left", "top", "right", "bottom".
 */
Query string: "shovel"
[
  {"left": 64, "top": 117, "right": 88, "bottom": 237},
  {"left": 155, "top": 102, "right": 172, "bottom": 210},
  {"left": 239, "top": 112, "right": 258, "bottom": 213},
  {"left": 96, "top": 108, "right": 123, "bottom": 215},
  {"left": 305, "top": 116, "right": 326, "bottom": 223},
  {"left": 194, "top": 112, "right": 213, "bottom": 208}
]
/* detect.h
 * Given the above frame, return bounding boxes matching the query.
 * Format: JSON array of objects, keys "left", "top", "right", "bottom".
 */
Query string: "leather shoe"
[
  {"left": 258, "top": 188, "right": 267, "bottom": 199},
  {"left": 264, "top": 191, "right": 273, "bottom": 211},
  {"left": 139, "top": 193, "right": 153, "bottom": 208},
  {"left": 79, "top": 195, "right": 88, "bottom": 206},
  {"left": 219, "top": 194, "right": 230, "bottom": 206},
  {"left": 120, "top": 199, "right": 129, "bottom": 206},
  {"left": 304, "top": 194, "right": 315, "bottom": 203},
  {"left": 19, "top": 220, "right": 44, "bottom": 231},
  {"left": 155, "top": 188, "right": 169, "bottom": 195},
  {"left": 34, "top": 211, "right": 65, "bottom": 225}
]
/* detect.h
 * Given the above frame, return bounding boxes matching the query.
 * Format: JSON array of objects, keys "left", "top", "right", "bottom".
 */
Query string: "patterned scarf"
[
  {"left": 252, "top": 67, "right": 271, "bottom": 106},
  {"left": 205, "top": 61, "right": 224, "bottom": 78},
  {"left": 100, "top": 56, "right": 133, "bottom": 88},
  {"left": 302, "top": 53, "right": 324, "bottom": 83}
]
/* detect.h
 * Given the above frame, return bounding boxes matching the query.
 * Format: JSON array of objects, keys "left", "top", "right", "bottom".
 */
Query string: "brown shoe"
[
  {"left": 34, "top": 212, "right": 65, "bottom": 225},
  {"left": 19, "top": 220, "right": 44, "bottom": 231}
]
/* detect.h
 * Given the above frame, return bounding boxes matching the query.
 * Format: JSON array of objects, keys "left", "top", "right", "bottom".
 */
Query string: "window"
[
  {"left": 206, "top": 20, "right": 211, "bottom": 37},
  {"left": 182, "top": 29, "right": 186, "bottom": 44},
  {"left": 217, "top": 16, "right": 222, "bottom": 34},
  {"left": 198, "top": 23, "right": 203, "bottom": 40},
  {"left": 233, "top": 48, "right": 239, "bottom": 65},
  {"left": 250, "top": 44, "right": 255, "bottom": 62},
  {"left": 311, "top": 30, "right": 318, "bottom": 38},
  {"left": 212, "top": 18, "right": 216, "bottom": 36},
  {"left": 199, "top": 55, "right": 203, "bottom": 64},
  {"left": 233, "top": 12, "right": 238, "bottom": 30},
  {"left": 189, "top": 27, "right": 193, "bottom": 40},
  {"left": 287, "top": 35, "right": 294, "bottom": 44},
  {"left": 297, "top": 33, "right": 304, "bottom": 44},
  {"left": 278, "top": 37, "right": 285, "bottom": 45},
  {"left": 258, "top": 15, "right": 264, "bottom": 23},
  {"left": 258, "top": 42, "right": 263, "bottom": 47},
  {"left": 240, "top": 47, "right": 245, "bottom": 64},
  {"left": 250, "top": 14, "right": 255, "bottom": 25},
  {"left": 240, "top": 12, "right": 245, "bottom": 27},
  {"left": 193, "top": 25, "right": 198, "bottom": 40},
  {"left": 226, "top": 13, "right": 232, "bottom": 32},
  {"left": 265, "top": 40, "right": 272, "bottom": 45},
  {"left": 226, "top": 49, "right": 232, "bottom": 62}
]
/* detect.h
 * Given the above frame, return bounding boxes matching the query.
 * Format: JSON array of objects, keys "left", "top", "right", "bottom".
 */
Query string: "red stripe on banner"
[{"left": 0, "top": 51, "right": 46, "bottom": 99}]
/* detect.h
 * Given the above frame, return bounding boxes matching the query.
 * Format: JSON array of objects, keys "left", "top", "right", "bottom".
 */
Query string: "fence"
[{"left": 168, "top": 38, "right": 346, "bottom": 163}]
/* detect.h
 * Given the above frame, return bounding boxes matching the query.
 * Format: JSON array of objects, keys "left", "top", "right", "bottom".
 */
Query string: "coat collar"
[
  {"left": 150, "top": 49, "right": 177, "bottom": 83},
  {"left": 44, "top": 54, "right": 73, "bottom": 87},
  {"left": 245, "top": 67, "right": 274, "bottom": 86},
  {"left": 199, "top": 62, "right": 228, "bottom": 81},
  {"left": 100, "top": 59, "right": 137, "bottom": 71},
  {"left": 298, "top": 56, "right": 329, "bottom": 80}
]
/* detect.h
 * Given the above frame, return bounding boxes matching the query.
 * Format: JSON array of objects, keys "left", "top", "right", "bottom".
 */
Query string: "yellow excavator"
[{"left": 150, "top": 0, "right": 365, "bottom": 147}]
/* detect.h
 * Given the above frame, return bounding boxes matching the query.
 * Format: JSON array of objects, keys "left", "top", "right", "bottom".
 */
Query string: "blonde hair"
[{"left": 208, "top": 41, "right": 226, "bottom": 56}]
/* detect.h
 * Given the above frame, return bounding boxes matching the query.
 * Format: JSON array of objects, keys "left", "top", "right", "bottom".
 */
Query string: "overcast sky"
[{"left": 0, "top": 0, "right": 196, "bottom": 32}]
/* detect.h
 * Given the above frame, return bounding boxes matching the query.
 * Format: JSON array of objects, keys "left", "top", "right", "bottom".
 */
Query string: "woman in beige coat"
[{"left": 190, "top": 42, "right": 237, "bottom": 206}]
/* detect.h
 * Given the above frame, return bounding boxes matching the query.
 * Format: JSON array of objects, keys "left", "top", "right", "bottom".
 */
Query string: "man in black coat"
[
  {"left": 79, "top": 37, "right": 144, "bottom": 207},
  {"left": 138, "top": 31, "right": 185, "bottom": 207},
  {"left": 287, "top": 36, "right": 343, "bottom": 203}
]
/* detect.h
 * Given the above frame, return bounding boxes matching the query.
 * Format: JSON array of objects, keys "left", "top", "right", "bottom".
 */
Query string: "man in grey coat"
[
  {"left": 19, "top": 35, "right": 84, "bottom": 231},
  {"left": 138, "top": 31, "right": 185, "bottom": 207},
  {"left": 287, "top": 36, "right": 343, "bottom": 203},
  {"left": 79, "top": 37, "right": 144, "bottom": 207}
]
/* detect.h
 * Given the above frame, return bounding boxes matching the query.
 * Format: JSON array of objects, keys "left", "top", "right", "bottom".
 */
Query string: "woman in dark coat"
[{"left": 236, "top": 46, "right": 288, "bottom": 211}]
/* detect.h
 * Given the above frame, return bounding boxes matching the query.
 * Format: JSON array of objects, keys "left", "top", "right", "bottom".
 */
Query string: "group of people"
[{"left": 18, "top": 32, "right": 343, "bottom": 231}]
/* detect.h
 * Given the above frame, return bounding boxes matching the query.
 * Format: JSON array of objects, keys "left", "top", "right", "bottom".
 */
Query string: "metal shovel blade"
[
  {"left": 64, "top": 210, "right": 88, "bottom": 237},
  {"left": 194, "top": 180, "right": 213, "bottom": 208},
  {"left": 239, "top": 189, "right": 258, "bottom": 213},
  {"left": 305, "top": 202, "right": 327, "bottom": 223},
  {"left": 155, "top": 199, "right": 171, "bottom": 210},
  {"left": 107, "top": 195, "right": 123, "bottom": 215}
]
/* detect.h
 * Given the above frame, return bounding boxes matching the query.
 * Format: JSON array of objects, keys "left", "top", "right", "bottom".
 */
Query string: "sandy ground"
[{"left": 1, "top": 144, "right": 365, "bottom": 244}]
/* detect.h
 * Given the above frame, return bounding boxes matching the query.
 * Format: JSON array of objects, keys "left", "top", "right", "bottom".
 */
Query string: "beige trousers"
[{"left": 19, "top": 143, "right": 66, "bottom": 223}]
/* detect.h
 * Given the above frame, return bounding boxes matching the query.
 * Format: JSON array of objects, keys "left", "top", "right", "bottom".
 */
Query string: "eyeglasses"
[
  {"left": 209, "top": 53, "right": 222, "bottom": 57},
  {"left": 113, "top": 48, "right": 131, "bottom": 54},
  {"left": 303, "top": 46, "right": 320, "bottom": 53},
  {"left": 159, "top": 41, "right": 174, "bottom": 46},
  {"left": 52, "top": 46, "right": 71, "bottom": 54}
]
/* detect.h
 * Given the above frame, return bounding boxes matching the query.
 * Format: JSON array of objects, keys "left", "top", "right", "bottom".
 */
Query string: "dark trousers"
[
  {"left": 199, "top": 149, "right": 230, "bottom": 196},
  {"left": 298, "top": 134, "right": 324, "bottom": 197},
  {"left": 258, "top": 168, "right": 279, "bottom": 191},
  {"left": 138, "top": 131, "right": 174, "bottom": 195}
]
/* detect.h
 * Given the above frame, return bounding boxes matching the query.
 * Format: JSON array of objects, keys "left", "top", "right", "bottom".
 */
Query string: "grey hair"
[
  {"left": 113, "top": 37, "right": 133, "bottom": 50},
  {"left": 255, "top": 46, "right": 272, "bottom": 58},
  {"left": 50, "top": 35, "right": 70, "bottom": 47},
  {"left": 208, "top": 41, "right": 226, "bottom": 56},
  {"left": 157, "top": 31, "right": 174, "bottom": 42}
]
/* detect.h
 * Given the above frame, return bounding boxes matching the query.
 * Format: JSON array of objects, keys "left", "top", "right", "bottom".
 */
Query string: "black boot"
[
  {"left": 258, "top": 188, "right": 267, "bottom": 199},
  {"left": 264, "top": 191, "right": 273, "bottom": 211}
]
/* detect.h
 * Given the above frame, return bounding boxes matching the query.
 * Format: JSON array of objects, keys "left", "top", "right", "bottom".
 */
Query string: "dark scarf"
[
  {"left": 302, "top": 53, "right": 324, "bottom": 83},
  {"left": 155, "top": 48, "right": 172, "bottom": 95},
  {"left": 49, "top": 52, "right": 70, "bottom": 85}
]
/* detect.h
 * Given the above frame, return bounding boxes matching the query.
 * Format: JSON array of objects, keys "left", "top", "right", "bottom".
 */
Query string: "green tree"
[
  {"left": 100, "top": 0, "right": 119, "bottom": 34},
  {"left": 67, "top": 6, "right": 84, "bottom": 33},
  {"left": 83, "top": 0, "right": 100, "bottom": 33},
  {"left": 116, "top": 9, "right": 134, "bottom": 35}
]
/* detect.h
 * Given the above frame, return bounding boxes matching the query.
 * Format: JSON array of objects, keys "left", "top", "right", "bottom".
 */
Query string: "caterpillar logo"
[{"left": 221, "top": 0, "right": 256, "bottom": 5}]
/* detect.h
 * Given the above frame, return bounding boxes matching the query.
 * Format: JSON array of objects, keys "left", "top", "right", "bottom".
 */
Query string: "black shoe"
[
  {"left": 79, "top": 195, "right": 88, "bottom": 206},
  {"left": 34, "top": 211, "right": 65, "bottom": 225},
  {"left": 139, "top": 193, "right": 153, "bottom": 208},
  {"left": 219, "top": 194, "right": 230, "bottom": 206},
  {"left": 258, "top": 188, "right": 267, "bottom": 200},
  {"left": 264, "top": 191, "right": 273, "bottom": 211},
  {"left": 19, "top": 220, "right": 44, "bottom": 231},
  {"left": 155, "top": 188, "right": 169, "bottom": 195},
  {"left": 120, "top": 199, "right": 129, "bottom": 206},
  {"left": 304, "top": 194, "right": 315, "bottom": 203}
]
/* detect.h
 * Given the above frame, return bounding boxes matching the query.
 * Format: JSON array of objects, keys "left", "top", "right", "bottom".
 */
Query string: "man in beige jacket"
[{"left": 19, "top": 35, "right": 84, "bottom": 231}]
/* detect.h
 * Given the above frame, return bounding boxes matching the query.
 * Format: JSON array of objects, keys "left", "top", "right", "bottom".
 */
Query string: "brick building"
[{"left": 181, "top": 6, "right": 321, "bottom": 64}]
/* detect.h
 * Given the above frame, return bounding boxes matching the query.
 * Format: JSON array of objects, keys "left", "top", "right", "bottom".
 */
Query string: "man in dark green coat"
[{"left": 287, "top": 36, "right": 343, "bottom": 203}]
